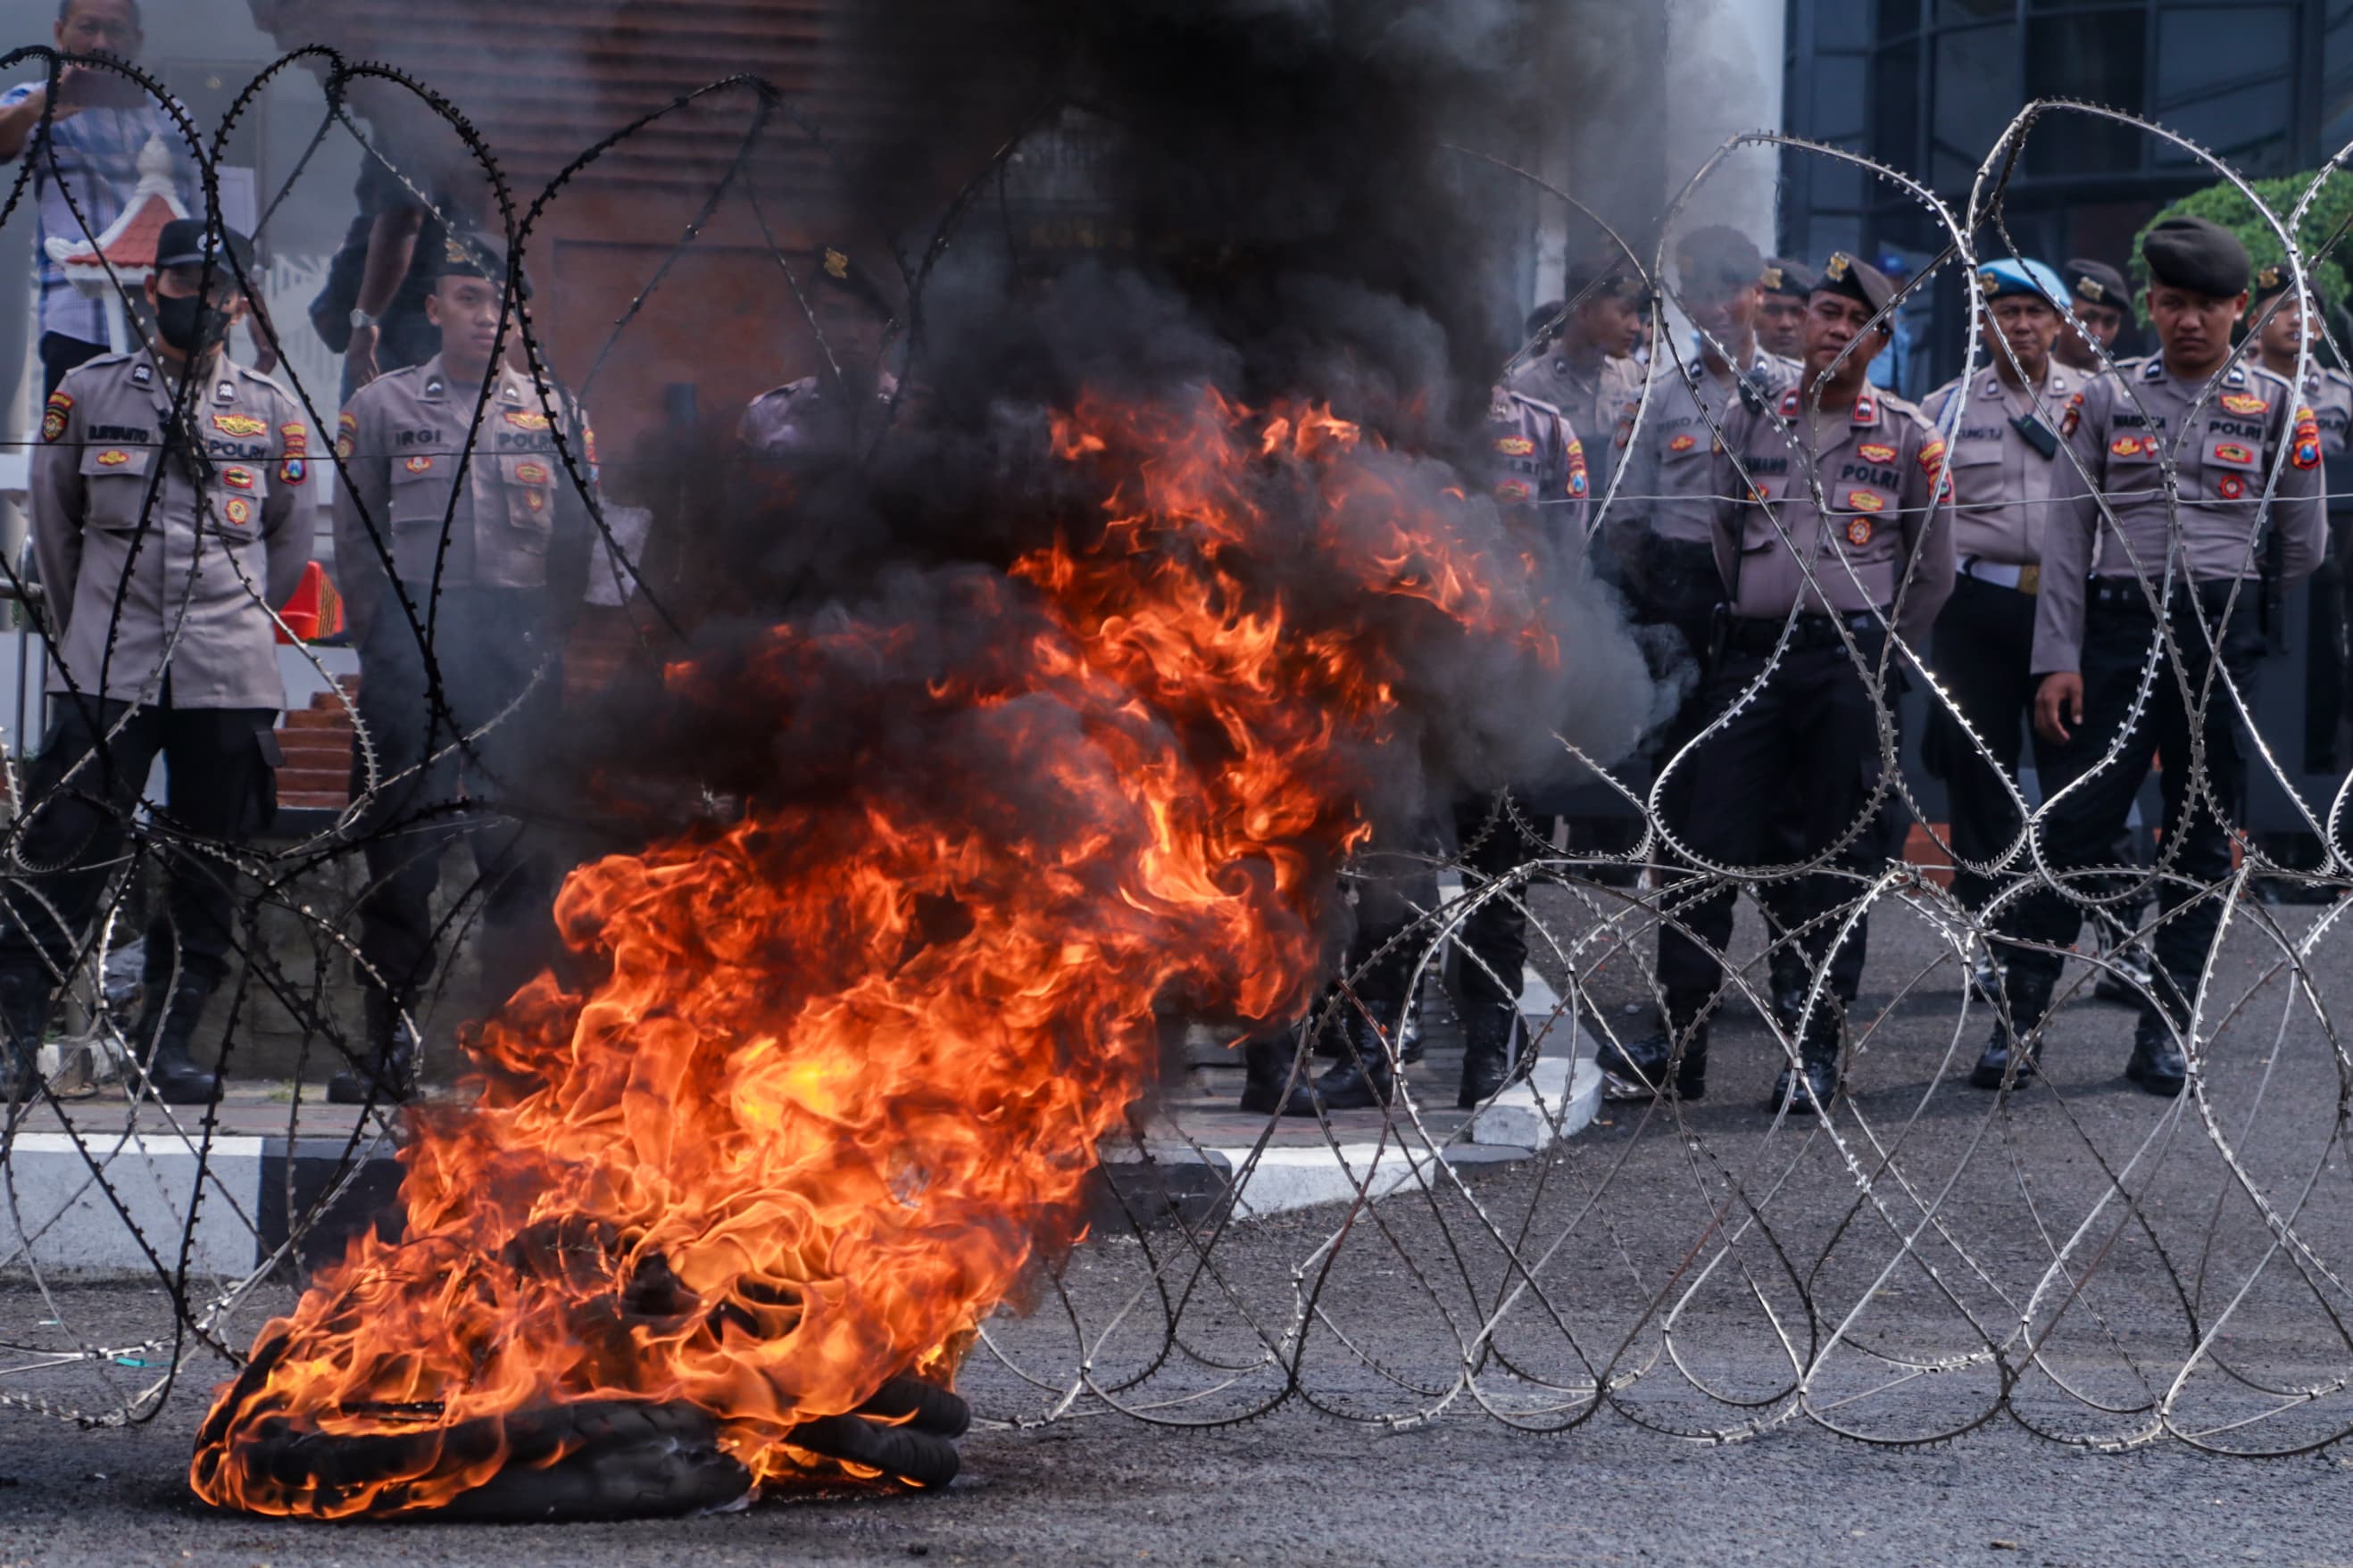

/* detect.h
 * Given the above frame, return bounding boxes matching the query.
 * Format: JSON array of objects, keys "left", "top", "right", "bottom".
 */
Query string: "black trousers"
[
  {"left": 38, "top": 333, "right": 105, "bottom": 401},
  {"left": 1925, "top": 574, "right": 2043, "bottom": 917},
  {"left": 1995, "top": 586, "right": 2262, "bottom": 1007},
  {"left": 0, "top": 691, "right": 278, "bottom": 990},
  {"left": 1632, "top": 541, "right": 1841, "bottom": 998},
  {"left": 350, "top": 587, "right": 560, "bottom": 999},
  {"left": 1347, "top": 789, "right": 1542, "bottom": 1016},
  {"left": 1657, "top": 627, "right": 1892, "bottom": 1002}
]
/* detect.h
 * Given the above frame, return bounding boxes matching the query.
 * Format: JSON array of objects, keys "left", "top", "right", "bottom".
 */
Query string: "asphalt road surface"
[{"left": 0, "top": 884, "right": 2349, "bottom": 1565}]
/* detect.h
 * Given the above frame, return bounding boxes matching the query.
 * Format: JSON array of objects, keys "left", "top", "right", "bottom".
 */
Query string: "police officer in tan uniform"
[
  {"left": 0, "top": 219, "right": 311, "bottom": 1102},
  {"left": 1921, "top": 260, "right": 2078, "bottom": 966},
  {"left": 1599, "top": 253, "right": 1953, "bottom": 1115},
  {"left": 1509, "top": 253, "right": 1645, "bottom": 503},
  {"left": 739, "top": 246, "right": 897, "bottom": 465},
  {"left": 1755, "top": 258, "right": 1817, "bottom": 362},
  {"left": 2249, "top": 263, "right": 2353, "bottom": 779},
  {"left": 330, "top": 234, "right": 594, "bottom": 1103},
  {"left": 1263, "top": 383, "right": 1587, "bottom": 1116},
  {"left": 1983, "top": 218, "right": 2327, "bottom": 1098},
  {"left": 2056, "top": 259, "right": 2131, "bottom": 376}
]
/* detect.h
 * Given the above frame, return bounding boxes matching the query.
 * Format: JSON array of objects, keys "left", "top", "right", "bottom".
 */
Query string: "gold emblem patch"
[{"left": 212, "top": 413, "right": 267, "bottom": 438}]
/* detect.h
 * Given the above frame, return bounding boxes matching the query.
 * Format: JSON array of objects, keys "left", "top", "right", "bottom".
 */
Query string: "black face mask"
[{"left": 154, "top": 292, "right": 229, "bottom": 356}]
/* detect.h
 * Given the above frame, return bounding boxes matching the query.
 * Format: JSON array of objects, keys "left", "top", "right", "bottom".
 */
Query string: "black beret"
[
  {"left": 1815, "top": 250, "right": 1897, "bottom": 325},
  {"left": 2062, "top": 258, "right": 2129, "bottom": 311},
  {"left": 2251, "top": 261, "right": 2317, "bottom": 307},
  {"left": 811, "top": 245, "right": 895, "bottom": 317},
  {"left": 1759, "top": 256, "right": 1817, "bottom": 300},
  {"left": 1677, "top": 225, "right": 1764, "bottom": 295},
  {"left": 1566, "top": 250, "right": 1644, "bottom": 302},
  {"left": 154, "top": 218, "right": 254, "bottom": 279},
  {"left": 431, "top": 229, "right": 506, "bottom": 282},
  {"left": 2141, "top": 217, "right": 2250, "bottom": 299}
]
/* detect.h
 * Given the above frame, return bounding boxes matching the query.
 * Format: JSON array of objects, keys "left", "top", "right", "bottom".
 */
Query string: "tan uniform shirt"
[
  {"left": 738, "top": 372, "right": 898, "bottom": 461},
  {"left": 333, "top": 354, "right": 596, "bottom": 640},
  {"left": 1480, "top": 386, "right": 1588, "bottom": 545},
  {"left": 1923, "top": 362, "right": 2077, "bottom": 569},
  {"left": 2297, "top": 363, "right": 2353, "bottom": 469},
  {"left": 1615, "top": 346, "right": 1800, "bottom": 558},
  {"left": 29, "top": 349, "right": 314, "bottom": 709},
  {"left": 1507, "top": 351, "right": 1642, "bottom": 501},
  {"left": 2033, "top": 356, "right": 2328, "bottom": 673},
  {"left": 1711, "top": 385, "right": 1956, "bottom": 648}
]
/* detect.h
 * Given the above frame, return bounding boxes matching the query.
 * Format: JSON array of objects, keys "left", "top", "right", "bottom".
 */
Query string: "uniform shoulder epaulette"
[
  {"left": 2245, "top": 361, "right": 2297, "bottom": 396},
  {"left": 60, "top": 350, "right": 136, "bottom": 385}
]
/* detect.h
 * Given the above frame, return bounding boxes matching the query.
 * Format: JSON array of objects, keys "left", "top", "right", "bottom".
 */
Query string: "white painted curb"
[{"left": 0, "top": 1132, "right": 262, "bottom": 1278}]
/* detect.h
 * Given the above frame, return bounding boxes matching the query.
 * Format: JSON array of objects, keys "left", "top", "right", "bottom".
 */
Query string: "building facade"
[{"left": 1783, "top": 0, "right": 2353, "bottom": 392}]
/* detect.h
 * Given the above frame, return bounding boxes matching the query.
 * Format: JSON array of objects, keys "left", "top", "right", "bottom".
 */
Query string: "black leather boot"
[
  {"left": 1456, "top": 999, "right": 1528, "bottom": 1109},
  {"left": 328, "top": 988, "right": 419, "bottom": 1106},
  {"left": 1766, "top": 998, "right": 1842, "bottom": 1115},
  {"left": 1311, "top": 996, "right": 1402, "bottom": 1111},
  {"left": 131, "top": 974, "right": 221, "bottom": 1105},
  {"left": 0, "top": 965, "right": 49, "bottom": 1103},
  {"left": 1598, "top": 988, "right": 1710, "bottom": 1103},
  {"left": 2124, "top": 1008, "right": 2189, "bottom": 1098},
  {"left": 1238, "top": 1032, "right": 1316, "bottom": 1116},
  {"left": 1970, "top": 963, "right": 2056, "bottom": 1091}
]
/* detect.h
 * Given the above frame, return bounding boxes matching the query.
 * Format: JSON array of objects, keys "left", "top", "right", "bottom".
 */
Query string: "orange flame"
[{"left": 189, "top": 386, "right": 1559, "bottom": 1516}]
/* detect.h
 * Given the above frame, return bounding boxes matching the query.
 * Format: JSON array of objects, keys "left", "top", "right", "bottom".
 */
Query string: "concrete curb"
[
  {"left": 1104, "top": 973, "right": 1604, "bottom": 1222},
  {"left": 0, "top": 981, "right": 1606, "bottom": 1273}
]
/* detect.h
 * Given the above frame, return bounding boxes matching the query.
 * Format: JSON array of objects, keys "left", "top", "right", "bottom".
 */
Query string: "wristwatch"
[{"left": 349, "top": 309, "right": 378, "bottom": 332}]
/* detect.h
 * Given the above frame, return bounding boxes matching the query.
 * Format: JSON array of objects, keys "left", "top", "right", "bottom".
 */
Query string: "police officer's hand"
[
  {"left": 347, "top": 323, "right": 381, "bottom": 389},
  {"left": 2034, "top": 672, "right": 2084, "bottom": 745}
]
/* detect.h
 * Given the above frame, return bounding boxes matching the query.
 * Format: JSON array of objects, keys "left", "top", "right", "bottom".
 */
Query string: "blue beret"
[{"left": 1975, "top": 257, "right": 2066, "bottom": 307}]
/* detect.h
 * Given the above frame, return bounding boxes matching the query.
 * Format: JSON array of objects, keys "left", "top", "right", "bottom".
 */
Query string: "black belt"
[
  {"left": 1725, "top": 610, "right": 1886, "bottom": 657},
  {"left": 2085, "top": 577, "right": 2249, "bottom": 617}
]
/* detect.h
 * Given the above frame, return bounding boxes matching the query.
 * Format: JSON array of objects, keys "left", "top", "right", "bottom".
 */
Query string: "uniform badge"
[
  {"left": 1779, "top": 390, "right": 1801, "bottom": 418},
  {"left": 2061, "top": 392, "right": 2083, "bottom": 438},
  {"left": 405, "top": 456, "right": 435, "bottom": 475},
  {"left": 41, "top": 391, "right": 71, "bottom": 444},
  {"left": 213, "top": 380, "right": 235, "bottom": 404},
  {"left": 1853, "top": 394, "right": 1876, "bottom": 424},
  {"left": 1845, "top": 516, "right": 1875, "bottom": 546},
  {"left": 2212, "top": 442, "right": 2254, "bottom": 465},
  {"left": 2110, "top": 436, "right": 2145, "bottom": 458},
  {"left": 1858, "top": 442, "right": 1896, "bottom": 465},
  {"left": 2295, "top": 436, "right": 2323, "bottom": 470},
  {"left": 279, "top": 421, "right": 309, "bottom": 452},
  {"left": 503, "top": 410, "right": 551, "bottom": 433},
  {"left": 130, "top": 362, "right": 152, "bottom": 387},
  {"left": 1846, "top": 490, "right": 1885, "bottom": 513},
  {"left": 1825, "top": 253, "right": 1851, "bottom": 282},
  {"left": 222, "top": 497, "right": 253, "bottom": 527},
  {"left": 1488, "top": 386, "right": 1515, "bottom": 423},
  {"left": 1493, "top": 436, "right": 1535, "bottom": 458},
  {"left": 1915, "top": 438, "right": 1946, "bottom": 476},
  {"left": 2221, "top": 394, "right": 2270, "bottom": 417},
  {"left": 2217, "top": 475, "right": 2247, "bottom": 500},
  {"left": 1567, "top": 440, "right": 1589, "bottom": 499},
  {"left": 515, "top": 461, "right": 551, "bottom": 485},
  {"left": 1668, "top": 434, "right": 1698, "bottom": 453},
  {"left": 96, "top": 450, "right": 129, "bottom": 467},
  {"left": 279, "top": 458, "right": 307, "bottom": 486},
  {"left": 584, "top": 425, "right": 599, "bottom": 464},
  {"left": 525, "top": 490, "right": 547, "bottom": 514},
  {"left": 425, "top": 378, "right": 445, "bottom": 398},
  {"left": 1493, "top": 477, "right": 1534, "bottom": 503},
  {"left": 501, "top": 384, "right": 524, "bottom": 405},
  {"left": 337, "top": 411, "right": 358, "bottom": 461},
  {"left": 222, "top": 468, "right": 254, "bottom": 490},
  {"left": 212, "top": 413, "right": 267, "bottom": 438}
]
